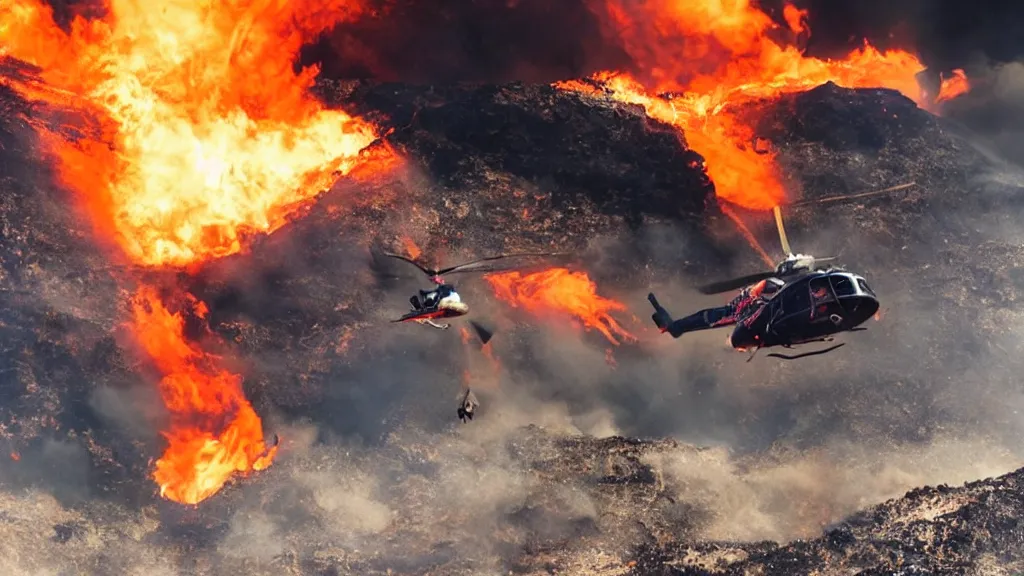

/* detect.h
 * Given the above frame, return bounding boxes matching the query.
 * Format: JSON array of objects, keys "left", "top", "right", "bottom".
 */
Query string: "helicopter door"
[
  {"left": 759, "top": 276, "right": 812, "bottom": 346},
  {"left": 764, "top": 273, "right": 848, "bottom": 346},
  {"left": 807, "top": 276, "right": 835, "bottom": 321}
]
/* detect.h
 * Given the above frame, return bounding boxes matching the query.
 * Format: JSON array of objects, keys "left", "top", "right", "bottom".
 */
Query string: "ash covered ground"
[{"left": 4, "top": 69, "right": 1024, "bottom": 576}]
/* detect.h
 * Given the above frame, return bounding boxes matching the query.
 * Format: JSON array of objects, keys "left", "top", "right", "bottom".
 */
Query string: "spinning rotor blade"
[
  {"left": 696, "top": 205, "right": 791, "bottom": 295},
  {"left": 381, "top": 251, "right": 439, "bottom": 277},
  {"left": 382, "top": 251, "right": 571, "bottom": 278},
  {"left": 698, "top": 205, "right": 842, "bottom": 296},
  {"left": 696, "top": 271, "right": 779, "bottom": 295},
  {"left": 370, "top": 243, "right": 420, "bottom": 282},
  {"left": 436, "top": 252, "right": 572, "bottom": 276}
]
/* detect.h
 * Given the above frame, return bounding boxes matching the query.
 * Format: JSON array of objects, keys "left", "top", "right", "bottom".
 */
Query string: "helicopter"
[
  {"left": 373, "top": 246, "right": 569, "bottom": 343},
  {"left": 648, "top": 204, "right": 881, "bottom": 361}
]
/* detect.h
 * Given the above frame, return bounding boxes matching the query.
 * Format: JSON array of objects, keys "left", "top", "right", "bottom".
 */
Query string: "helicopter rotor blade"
[
  {"left": 381, "top": 251, "right": 442, "bottom": 277},
  {"left": 380, "top": 250, "right": 573, "bottom": 280},
  {"left": 698, "top": 207, "right": 841, "bottom": 296},
  {"left": 696, "top": 271, "right": 779, "bottom": 295},
  {"left": 436, "top": 252, "right": 573, "bottom": 276},
  {"left": 370, "top": 244, "right": 420, "bottom": 282}
]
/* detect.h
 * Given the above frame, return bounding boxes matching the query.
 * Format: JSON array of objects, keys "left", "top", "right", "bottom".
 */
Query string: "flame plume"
[
  {"left": 131, "top": 287, "right": 278, "bottom": 505},
  {"left": 557, "top": 0, "right": 971, "bottom": 212},
  {"left": 1, "top": 0, "right": 394, "bottom": 504},
  {"left": 1, "top": 0, "right": 386, "bottom": 267},
  {"left": 485, "top": 268, "right": 636, "bottom": 346}
]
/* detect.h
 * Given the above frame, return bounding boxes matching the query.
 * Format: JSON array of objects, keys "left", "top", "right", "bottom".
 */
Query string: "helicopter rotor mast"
[
  {"left": 773, "top": 204, "right": 792, "bottom": 257},
  {"left": 697, "top": 182, "right": 915, "bottom": 295},
  {"left": 770, "top": 181, "right": 916, "bottom": 270}
]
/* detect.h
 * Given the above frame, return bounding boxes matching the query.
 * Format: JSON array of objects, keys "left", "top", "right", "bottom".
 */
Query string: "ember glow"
[
  {"left": 485, "top": 268, "right": 636, "bottom": 345},
  {"left": 557, "top": 0, "right": 972, "bottom": 211},
  {"left": 0, "top": 0, "right": 394, "bottom": 504}
]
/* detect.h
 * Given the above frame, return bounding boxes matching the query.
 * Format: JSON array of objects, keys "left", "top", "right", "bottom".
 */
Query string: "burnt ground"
[{"left": 1, "top": 70, "right": 1024, "bottom": 575}]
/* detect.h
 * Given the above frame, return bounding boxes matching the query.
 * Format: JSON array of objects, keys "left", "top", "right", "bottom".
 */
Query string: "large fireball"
[
  {"left": 486, "top": 268, "right": 636, "bottom": 346},
  {"left": 1, "top": 0, "right": 385, "bottom": 267},
  {"left": 1, "top": 0, "right": 394, "bottom": 504},
  {"left": 558, "top": 0, "right": 971, "bottom": 212}
]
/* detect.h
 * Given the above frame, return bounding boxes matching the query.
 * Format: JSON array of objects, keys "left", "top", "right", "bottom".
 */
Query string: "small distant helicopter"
[
  {"left": 373, "top": 247, "right": 569, "bottom": 343},
  {"left": 649, "top": 203, "right": 881, "bottom": 360}
]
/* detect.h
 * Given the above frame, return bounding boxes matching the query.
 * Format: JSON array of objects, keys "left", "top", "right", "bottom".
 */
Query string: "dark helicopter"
[
  {"left": 648, "top": 205, "right": 881, "bottom": 360},
  {"left": 372, "top": 246, "right": 569, "bottom": 344}
]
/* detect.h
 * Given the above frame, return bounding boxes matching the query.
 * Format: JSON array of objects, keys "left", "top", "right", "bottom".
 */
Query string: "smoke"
[
  {"left": 45, "top": 0, "right": 1024, "bottom": 86},
  {"left": 7, "top": 5, "right": 1024, "bottom": 575},
  {"left": 295, "top": 0, "right": 1024, "bottom": 85},
  {"left": 758, "top": 0, "right": 1024, "bottom": 170},
  {"left": 648, "top": 436, "right": 1017, "bottom": 542},
  {"left": 937, "top": 60, "right": 1024, "bottom": 169},
  {"left": 297, "top": 0, "right": 632, "bottom": 84},
  {"left": 4, "top": 202, "right": 1024, "bottom": 572},
  {"left": 763, "top": 0, "right": 1024, "bottom": 70},
  {"left": 301, "top": 0, "right": 1024, "bottom": 173}
]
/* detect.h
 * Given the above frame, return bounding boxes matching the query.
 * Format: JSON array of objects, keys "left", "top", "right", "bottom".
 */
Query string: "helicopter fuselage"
[
  {"left": 395, "top": 283, "right": 470, "bottom": 324},
  {"left": 730, "top": 269, "right": 879, "bottom": 351}
]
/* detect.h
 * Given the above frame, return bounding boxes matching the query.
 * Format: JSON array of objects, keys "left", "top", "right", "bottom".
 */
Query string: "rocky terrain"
[{"left": 2, "top": 68, "right": 1024, "bottom": 575}]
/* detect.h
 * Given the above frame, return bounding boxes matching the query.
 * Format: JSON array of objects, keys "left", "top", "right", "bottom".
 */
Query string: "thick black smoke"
[
  {"left": 46, "top": 0, "right": 1024, "bottom": 83},
  {"left": 767, "top": 0, "right": 1024, "bottom": 71},
  {"left": 298, "top": 0, "right": 633, "bottom": 84},
  {"left": 46, "top": 0, "right": 1024, "bottom": 99},
  {"left": 296, "top": 0, "right": 1024, "bottom": 84},
  {"left": 297, "top": 0, "right": 1024, "bottom": 168}
]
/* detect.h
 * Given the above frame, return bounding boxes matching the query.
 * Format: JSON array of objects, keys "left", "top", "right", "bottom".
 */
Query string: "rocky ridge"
[{"left": 1, "top": 72, "right": 1024, "bottom": 574}]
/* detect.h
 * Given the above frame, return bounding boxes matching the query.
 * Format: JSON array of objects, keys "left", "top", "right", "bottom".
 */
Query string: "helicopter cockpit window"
[
  {"left": 830, "top": 275, "right": 857, "bottom": 297},
  {"left": 857, "top": 278, "right": 876, "bottom": 297},
  {"left": 808, "top": 277, "right": 834, "bottom": 304}
]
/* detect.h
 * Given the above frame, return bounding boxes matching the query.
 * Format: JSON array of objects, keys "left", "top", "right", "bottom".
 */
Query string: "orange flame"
[
  {"left": 130, "top": 287, "right": 277, "bottom": 505},
  {"left": 485, "top": 268, "right": 636, "bottom": 345},
  {"left": 782, "top": 4, "right": 808, "bottom": 35},
  {"left": 557, "top": 0, "right": 971, "bottom": 212},
  {"left": 1, "top": 0, "right": 395, "bottom": 504},
  {"left": 1, "top": 0, "right": 389, "bottom": 268},
  {"left": 401, "top": 236, "right": 423, "bottom": 260},
  {"left": 935, "top": 69, "right": 970, "bottom": 103}
]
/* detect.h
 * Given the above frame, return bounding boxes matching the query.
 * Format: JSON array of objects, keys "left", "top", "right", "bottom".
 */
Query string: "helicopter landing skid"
[{"left": 766, "top": 342, "right": 845, "bottom": 360}]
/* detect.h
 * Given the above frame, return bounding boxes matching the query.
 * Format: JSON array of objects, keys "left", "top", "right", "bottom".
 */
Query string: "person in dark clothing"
[{"left": 649, "top": 277, "right": 785, "bottom": 350}]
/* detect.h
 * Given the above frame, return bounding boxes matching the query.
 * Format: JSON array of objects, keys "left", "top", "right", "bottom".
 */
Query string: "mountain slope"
[{"left": 1, "top": 75, "right": 1024, "bottom": 574}]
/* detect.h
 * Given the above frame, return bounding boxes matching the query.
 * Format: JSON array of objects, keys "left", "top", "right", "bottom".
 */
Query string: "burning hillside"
[{"left": 1, "top": 0, "right": 1024, "bottom": 574}]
